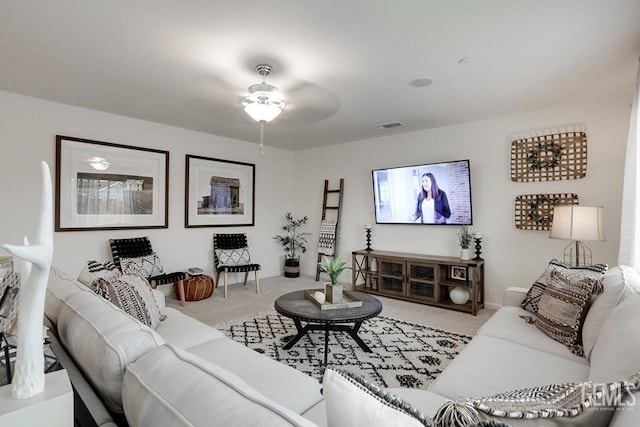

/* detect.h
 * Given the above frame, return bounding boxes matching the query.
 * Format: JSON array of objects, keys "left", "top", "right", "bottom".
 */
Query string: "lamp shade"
[{"left": 549, "top": 205, "right": 606, "bottom": 241}]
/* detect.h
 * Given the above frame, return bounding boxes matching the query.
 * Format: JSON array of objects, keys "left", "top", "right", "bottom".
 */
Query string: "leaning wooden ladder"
[{"left": 315, "top": 178, "right": 344, "bottom": 281}]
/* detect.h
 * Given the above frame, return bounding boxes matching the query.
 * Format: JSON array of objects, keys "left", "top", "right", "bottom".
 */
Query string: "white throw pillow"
[
  {"left": 216, "top": 247, "right": 251, "bottom": 266},
  {"left": 589, "top": 293, "right": 640, "bottom": 382},
  {"left": 323, "top": 368, "right": 431, "bottom": 427},
  {"left": 582, "top": 265, "right": 640, "bottom": 360},
  {"left": 120, "top": 253, "right": 164, "bottom": 278}
]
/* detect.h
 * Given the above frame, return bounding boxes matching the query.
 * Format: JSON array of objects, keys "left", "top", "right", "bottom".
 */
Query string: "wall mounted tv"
[{"left": 372, "top": 159, "right": 472, "bottom": 225}]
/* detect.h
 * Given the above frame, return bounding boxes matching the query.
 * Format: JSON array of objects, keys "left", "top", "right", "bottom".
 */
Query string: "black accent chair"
[
  {"left": 213, "top": 233, "right": 260, "bottom": 298},
  {"left": 108, "top": 237, "right": 186, "bottom": 289}
]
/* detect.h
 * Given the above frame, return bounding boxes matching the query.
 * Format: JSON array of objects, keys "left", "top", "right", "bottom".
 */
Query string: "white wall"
[
  {"left": 0, "top": 91, "right": 295, "bottom": 281},
  {"left": 293, "top": 99, "right": 631, "bottom": 306},
  {"left": 0, "top": 89, "right": 632, "bottom": 307}
]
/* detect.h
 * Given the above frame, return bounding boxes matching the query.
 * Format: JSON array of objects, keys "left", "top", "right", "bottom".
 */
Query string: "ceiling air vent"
[{"left": 375, "top": 122, "right": 404, "bottom": 130}]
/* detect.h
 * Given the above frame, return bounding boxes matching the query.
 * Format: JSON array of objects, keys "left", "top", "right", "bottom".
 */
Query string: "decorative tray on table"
[{"left": 304, "top": 289, "right": 363, "bottom": 310}]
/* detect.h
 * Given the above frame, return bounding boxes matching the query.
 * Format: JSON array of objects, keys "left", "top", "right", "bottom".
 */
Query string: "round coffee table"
[{"left": 274, "top": 289, "right": 382, "bottom": 365}]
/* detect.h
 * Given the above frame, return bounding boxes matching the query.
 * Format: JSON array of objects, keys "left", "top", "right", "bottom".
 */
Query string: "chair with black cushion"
[
  {"left": 108, "top": 236, "right": 186, "bottom": 289},
  {"left": 213, "top": 233, "right": 261, "bottom": 298}
]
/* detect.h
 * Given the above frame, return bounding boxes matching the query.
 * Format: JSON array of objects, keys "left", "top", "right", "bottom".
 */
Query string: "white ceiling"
[{"left": 1, "top": 1, "right": 639, "bottom": 151}]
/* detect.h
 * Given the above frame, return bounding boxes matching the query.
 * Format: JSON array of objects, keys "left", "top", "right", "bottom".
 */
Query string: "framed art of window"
[{"left": 55, "top": 135, "right": 169, "bottom": 231}]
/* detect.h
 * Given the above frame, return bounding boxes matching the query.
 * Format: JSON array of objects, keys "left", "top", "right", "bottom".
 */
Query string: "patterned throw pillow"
[
  {"left": 215, "top": 248, "right": 251, "bottom": 267},
  {"left": 120, "top": 253, "right": 164, "bottom": 278},
  {"left": 433, "top": 373, "right": 640, "bottom": 427},
  {"left": 323, "top": 368, "right": 432, "bottom": 427},
  {"left": 90, "top": 273, "right": 162, "bottom": 328},
  {"left": 521, "top": 259, "right": 607, "bottom": 313},
  {"left": 80, "top": 260, "right": 121, "bottom": 285},
  {"left": 534, "top": 270, "right": 595, "bottom": 355}
]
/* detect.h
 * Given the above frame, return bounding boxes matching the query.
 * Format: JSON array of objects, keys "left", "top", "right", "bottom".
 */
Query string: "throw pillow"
[
  {"left": 534, "top": 270, "right": 594, "bottom": 355},
  {"left": 582, "top": 265, "right": 640, "bottom": 360},
  {"left": 432, "top": 373, "right": 640, "bottom": 427},
  {"left": 79, "top": 260, "right": 121, "bottom": 285},
  {"left": 215, "top": 248, "right": 251, "bottom": 266},
  {"left": 521, "top": 259, "right": 607, "bottom": 313},
  {"left": 90, "top": 273, "right": 162, "bottom": 328},
  {"left": 120, "top": 253, "right": 164, "bottom": 278},
  {"left": 323, "top": 368, "right": 433, "bottom": 427}
]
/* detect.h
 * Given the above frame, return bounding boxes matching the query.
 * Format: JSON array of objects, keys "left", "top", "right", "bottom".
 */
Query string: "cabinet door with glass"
[
  {"left": 376, "top": 256, "right": 405, "bottom": 297},
  {"left": 407, "top": 261, "right": 437, "bottom": 302}
]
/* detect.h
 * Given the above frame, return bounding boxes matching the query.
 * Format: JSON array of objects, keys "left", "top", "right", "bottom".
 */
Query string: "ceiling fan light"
[{"left": 243, "top": 101, "right": 284, "bottom": 122}]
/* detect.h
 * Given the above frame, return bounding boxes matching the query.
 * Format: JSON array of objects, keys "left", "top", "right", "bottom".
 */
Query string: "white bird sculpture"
[{"left": 2, "top": 161, "right": 54, "bottom": 399}]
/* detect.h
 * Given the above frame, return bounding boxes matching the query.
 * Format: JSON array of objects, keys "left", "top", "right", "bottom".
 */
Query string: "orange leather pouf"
[{"left": 174, "top": 274, "right": 214, "bottom": 301}]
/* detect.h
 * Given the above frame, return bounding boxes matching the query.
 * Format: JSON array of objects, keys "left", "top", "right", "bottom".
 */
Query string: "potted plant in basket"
[
  {"left": 458, "top": 225, "right": 473, "bottom": 261},
  {"left": 273, "top": 212, "right": 310, "bottom": 278},
  {"left": 318, "top": 256, "right": 349, "bottom": 303}
]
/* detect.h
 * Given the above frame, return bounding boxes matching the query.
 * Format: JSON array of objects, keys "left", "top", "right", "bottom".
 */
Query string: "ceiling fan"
[{"left": 241, "top": 64, "right": 286, "bottom": 155}]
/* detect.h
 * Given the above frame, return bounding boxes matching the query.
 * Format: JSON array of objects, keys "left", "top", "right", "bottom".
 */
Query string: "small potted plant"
[
  {"left": 318, "top": 256, "right": 349, "bottom": 303},
  {"left": 273, "top": 212, "right": 310, "bottom": 278},
  {"left": 458, "top": 225, "right": 473, "bottom": 261}
]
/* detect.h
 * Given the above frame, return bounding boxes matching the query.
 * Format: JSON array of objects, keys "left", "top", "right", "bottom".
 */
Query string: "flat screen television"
[{"left": 372, "top": 159, "right": 472, "bottom": 225}]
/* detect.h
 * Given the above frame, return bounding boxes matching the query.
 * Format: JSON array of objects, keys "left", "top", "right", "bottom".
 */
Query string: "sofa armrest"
[{"left": 503, "top": 287, "right": 529, "bottom": 307}]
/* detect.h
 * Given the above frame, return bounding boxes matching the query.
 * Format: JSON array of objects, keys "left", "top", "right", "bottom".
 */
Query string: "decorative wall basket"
[
  {"left": 514, "top": 193, "right": 579, "bottom": 231},
  {"left": 510, "top": 131, "right": 587, "bottom": 182}
]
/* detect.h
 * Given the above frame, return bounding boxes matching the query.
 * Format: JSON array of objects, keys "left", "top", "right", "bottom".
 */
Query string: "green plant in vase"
[
  {"left": 273, "top": 212, "right": 310, "bottom": 278},
  {"left": 318, "top": 256, "right": 349, "bottom": 303},
  {"left": 458, "top": 224, "right": 473, "bottom": 260}
]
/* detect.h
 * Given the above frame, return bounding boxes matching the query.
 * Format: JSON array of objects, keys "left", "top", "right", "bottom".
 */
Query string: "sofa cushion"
[
  {"left": 154, "top": 307, "right": 226, "bottom": 349},
  {"left": 533, "top": 270, "right": 594, "bottom": 355},
  {"left": 122, "top": 344, "right": 317, "bottom": 427},
  {"left": 56, "top": 290, "right": 165, "bottom": 413},
  {"left": 322, "top": 368, "right": 431, "bottom": 427},
  {"left": 187, "top": 337, "right": 323, "bottom": 414},
  {"left": 589, "top": 294, "right": 640, "bottom": 382},
  {"left": 521, "top": 259, "right": 607, "bottom": 314},
  {"left": 477, "top": 306, "right": 587, "bottom": 365},
  {"left": 45, "top": 267, "right": 93, "bottom": 327},
  {"left": 90, "top": 273, "right": 162, "bottom": 328},
  {"left": 582, "top": 265, "right": 640, "bottom": 360},
  {"left": 429, "top": 335, "right": 590, "bottom": 400}
]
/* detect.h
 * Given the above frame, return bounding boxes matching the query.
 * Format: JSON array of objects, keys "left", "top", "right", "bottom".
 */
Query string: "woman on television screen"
[{"left": 408, "top": 172, "right": 451, "bottom": 224}]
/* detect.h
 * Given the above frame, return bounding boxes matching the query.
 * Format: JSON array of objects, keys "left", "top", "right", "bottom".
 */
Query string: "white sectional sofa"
[
  {"left": 44, "top": 267, "right": 323, "bottom": 426},
  {"left": 43, "top": 264, "right": 640, "bottom": 426}
]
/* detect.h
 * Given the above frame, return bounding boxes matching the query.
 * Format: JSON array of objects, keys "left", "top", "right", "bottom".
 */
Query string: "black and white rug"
[{"left": 218, "top": 311, "right": 471, "bottom": 388}]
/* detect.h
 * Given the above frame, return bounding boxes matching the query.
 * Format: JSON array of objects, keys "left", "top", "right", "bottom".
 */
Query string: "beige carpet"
[{"left": 163, "top": 275, "right": 495, "bottom": 336}]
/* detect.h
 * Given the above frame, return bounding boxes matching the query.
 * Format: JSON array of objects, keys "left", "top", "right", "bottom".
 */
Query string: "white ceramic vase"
[
  {"left": 450, "top": 286, "right": 470, "bottom": 305},
  {"left": 460, "top": 248, "right": 472, "bottom": 261}
]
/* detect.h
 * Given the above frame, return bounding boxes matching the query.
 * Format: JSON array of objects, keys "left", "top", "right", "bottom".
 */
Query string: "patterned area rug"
[{"left": 218, "top": 310, "right": 471, "bottom": 389}]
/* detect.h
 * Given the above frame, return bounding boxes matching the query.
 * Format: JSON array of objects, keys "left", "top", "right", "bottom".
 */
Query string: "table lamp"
[{"left": 549, "top": 205, "right": 605, "bottom": 266}]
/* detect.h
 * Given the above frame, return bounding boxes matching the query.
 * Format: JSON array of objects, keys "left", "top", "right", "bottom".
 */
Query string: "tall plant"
[{"left": 273, "top": 212, "right": 310, "bottom": 261}]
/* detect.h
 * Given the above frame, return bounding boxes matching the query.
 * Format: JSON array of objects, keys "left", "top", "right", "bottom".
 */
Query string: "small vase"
[
  {"left": 460, "top": 248, "right": 472, "bottom": 261},
  {"left": 450, "top": 286, "right": 470, "bottom": 305},
  {"left": 325, "top": 283, "right": 343, "bottom": 304}
]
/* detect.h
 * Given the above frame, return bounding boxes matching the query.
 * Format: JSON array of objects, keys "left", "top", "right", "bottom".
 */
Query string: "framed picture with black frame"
[
  {"left": 55, "top": 135, "right": 169, "bottom": 231},
  {"left": 185, "top": 155, "right": 255, "bottom": 228}
]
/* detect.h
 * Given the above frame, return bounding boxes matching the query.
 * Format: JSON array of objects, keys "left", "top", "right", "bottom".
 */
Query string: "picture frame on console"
[
  {"left": 185, "top": 155, "right": 255, "bottom": 228},
  {"left": 55, "top": 135, "right": 169, "bottom": 231},
  {"left": 450, "top": 265, "right": 467, "bottom": 281}
]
